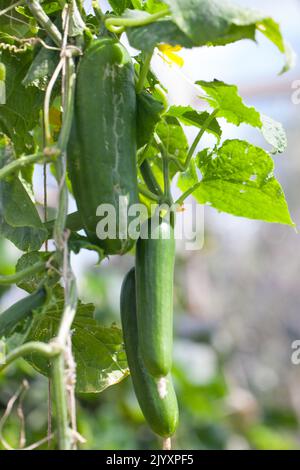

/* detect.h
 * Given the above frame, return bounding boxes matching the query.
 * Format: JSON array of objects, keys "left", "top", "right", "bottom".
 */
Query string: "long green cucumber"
[
  {"left": 0, "top": 288, "right": 46, "bottom": 337},
  {"left": 135, "top": 217, "right": 175, "bottom": 377},
  {"left": 121, "top": 268, "right": 178, "bottom": 438},
  {"left": 67, "top": 38, "right": 139, "bottom": 255}
]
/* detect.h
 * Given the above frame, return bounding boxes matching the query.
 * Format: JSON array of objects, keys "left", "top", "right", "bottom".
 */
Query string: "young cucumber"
[
  {"left": 135, "top": 217, "right": 175, "bottom": 377},
  {"left": 68, "top": 38, "right": 139, "bottom": 255},
  {"left": 0, "top": 288, "right": 46, "bottom": 338},
  {"left": 121, "top": 268, "right": 178, "bottom": 438}
]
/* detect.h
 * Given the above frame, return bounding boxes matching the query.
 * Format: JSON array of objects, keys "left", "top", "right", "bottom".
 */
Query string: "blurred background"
[{"left": 1, "top": 0, "right": 300, "bottom": 450}]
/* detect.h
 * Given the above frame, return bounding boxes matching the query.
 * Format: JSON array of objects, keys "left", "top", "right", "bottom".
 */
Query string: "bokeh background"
[{"left": 1, "top": 0, "right": 300, "bottom": 450}]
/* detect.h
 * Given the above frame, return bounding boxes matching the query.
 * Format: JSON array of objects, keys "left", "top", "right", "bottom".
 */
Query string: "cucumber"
[
  {"left": 135, "top": 217, "right": 175, "bottom": 377},
  {"left": 121, "top": 268, "right": 178, "bottom": 438},
  {"left": 0, "top": 288, "right": 46, "bottom": 338},
  {"left": 67, "top": 38, "right": 139, "bottom": 255}
]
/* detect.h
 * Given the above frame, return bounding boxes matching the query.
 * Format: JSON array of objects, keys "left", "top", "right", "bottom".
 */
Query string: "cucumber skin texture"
[
  {"left": 121, "top": 268, "right": 179, "bottom": 438},
  {"left": 68, "top": 39, "right": 138, "bottom": 255},
  {"left": 0, "top": 289, "right": 46, "bottom": 337},
  {"left": 135, "top": 218, "right": 175, "bottom": 377}
]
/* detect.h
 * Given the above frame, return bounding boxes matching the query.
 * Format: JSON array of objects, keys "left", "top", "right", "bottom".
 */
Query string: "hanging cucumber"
[
  {"left": 121, "top": 268, "right": 178, "bottom": 438},
  {"left": 0, "top": 288, "right": 46, "bottom": 338},
  {"left": 67, "top": 38, "right": 139, "bottom": 255},
  {"left": 135, "top": 216, "right": 175, "bottom": 377}
]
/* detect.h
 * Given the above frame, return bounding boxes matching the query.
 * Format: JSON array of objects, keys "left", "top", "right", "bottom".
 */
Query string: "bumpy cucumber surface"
[
  {"left": 0, "top": 288, "right": 46, "bottom": 337},
  {"left": 121, "top": 268, "right": 178, "bottom": 438},
  {"left": 135, "top": 217, "right": 175, "bottom": 377},
  {"left": 68, "top": 38, "right": 138, "bottom": 255}
]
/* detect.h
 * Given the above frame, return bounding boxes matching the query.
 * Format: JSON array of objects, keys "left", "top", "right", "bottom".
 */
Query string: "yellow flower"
[{"left": 158, "top": 44, "right": 184, "bottom": 67}]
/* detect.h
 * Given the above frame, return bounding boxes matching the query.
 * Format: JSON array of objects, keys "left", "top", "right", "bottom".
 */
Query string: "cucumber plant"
[{"left": 0, "top": 0, "right": 295, "bottom": 450}]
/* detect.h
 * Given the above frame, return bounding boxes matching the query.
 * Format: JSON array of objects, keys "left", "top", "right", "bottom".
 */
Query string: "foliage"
[{"left": 0, "top": 0, "right": 296, "bottom": 450}]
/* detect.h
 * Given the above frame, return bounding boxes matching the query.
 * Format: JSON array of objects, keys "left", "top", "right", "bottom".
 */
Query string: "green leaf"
[
  {"left": 196, "top": 80, "right": 287, "bottom": 154},
  {"left": 256, "top": 18, "right": 296, "bottom": 74},
  {"left": 127, "top": 19, "right": 195, "bottom": 51},
  {"left": 137, "top": 91, "right": 164, "bottom": 148},
  {"left": 22, "top": 45, "right": 60, "bottom": 91},
  {"left": 196, "top": 80, "right": 261, "bottom": 127},
  {"left": 127, "top": 0, "right": 293, "bottom": 72},
  {"left": 68, "top": 233, "right": 105, "bottom": 263},
  {"left": 0, "top": 51, "right": 44, "bottom": 155},
  {"left": 187, "top": 140, "right": 293, "bottom": 225},
  {"left": 25, "top": 287, "right": 129, "bottom": 393},
  {"left": 0, "top": 134, "right": 48, "bottom": 251},
  {"left": 0, "top": 0, "right": 32, "bottom": 39},
  {"left": 167, "top": 106, "right": 222, "bottom": 140},
  {"left": 163, "top": 0, "right": 261, "bottom": 44},
  {"left": 108, "top": 0, "right": 133, "bottom": 15},
  {"left": 261, "top": 115, "right": 287, "bottom": 155},
  {"left": 16, "top": 251, "right": 53, "bottom": 293},
  {"left": 157, "top": 116, "right": 189, "bottom": 176},
  {"left": 177, "top": 158, "right": 199, "bottom": 195}
]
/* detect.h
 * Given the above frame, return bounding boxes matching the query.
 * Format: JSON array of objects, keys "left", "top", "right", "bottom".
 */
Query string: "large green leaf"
[
  {"left": 0, "top": 51, "right": 44, "bottom": 155},
  {"left": 25, "top": 287, "right": 129, "bottom": 393},
  {"left": 178, "top": 139, "right": 294, "bottom": 225},
  {"left": 196, "top": 80, "right": 287, "bottom": 154},
  {"left": 0, "top": 135, "right": 48, "bottom": 251},
  {"left": 127, "top": 0, "right": 293, "bottom": 72}
]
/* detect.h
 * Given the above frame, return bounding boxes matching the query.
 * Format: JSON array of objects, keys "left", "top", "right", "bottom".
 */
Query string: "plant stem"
[
  {"left": 0, "top": 150, "right": 58, "bottom": 181},
  {"left": 184, "top": 109, "right": 219, "bottom": 170},
  {"left": 163, "top": 437, "right": 172, "bottom": 450},
  {"left": 138, "top": 185, "right": 160, "bottom": 202},
  {"left": 140, "top": 159, "right": 163, "bottom": 197},
  {"left": 92, "top": 0, "right": 104, "bottom": 22},
  {"left": 58, "top": 58, "right": 76, "bottom": 152},
  {"left": 0, "top": 261, "right": 46, "bottom": 285},
  {"left": 50, "top": 5, "right": 78, "bottom": 451},
  {"left": 105, "top": 9, "right": 168, "bottom": 30},
  {"left": 26, "top": 0, "right": 62, "bottom": 46},
  {"left": 51, "top": 354, "right": 71, "bottom": 449},
  {"left": 57, "top": 275, "right": 78, "bottom": 345},
  {"left": 175, "top": 182, "right": 201, "bottom": 205},
  {"left": 0, "top": 342, "right": 60, "bottom": 373},
  {"left": 136, "top": 49, "right": 154, "bottom": 94},
  {"left": 0, "top": 0, "right": 25, "bottom": 17}
]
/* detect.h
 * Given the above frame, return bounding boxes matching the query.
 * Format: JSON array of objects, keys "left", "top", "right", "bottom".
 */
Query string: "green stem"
[
  {"left": 92, "top": 0, "right": 104, "bottom": 22},
  {"left": 105, "top": 9, "right": 168, "bottom": 30},
  {"left": 0, "top": 150, "right": 58, "bottom": 181},
  {"left": 0, "top": 0, "right": 24, "bottom": 17},
  {"left": 163, "top": 151, "right": 171, "bottom": 202},
  {"left": 0, "top": 341, "right": 60, "bottom": 373},
  {"left": 166, "top": 155, "right": 185, "bottom": 172},
  {"left": 138, "top": 185, "right": 160, "bottom": 202},
  {"left": 136, "top": 49, "right": 154, "bottom": 94},
  {"left": 184, "top": 109, "right": 219, "bottom": 170},
  {"left": 0, "top": 262, "right": 46, "bottom": 286},
  {"left": 51, "top": 7, "right": 78, "bottom": 451},
  {"left": 26, "top": 0, "right": 62, "bottom": 46},
  {"left": 154, "top": 133, "right": 172, "bottom": 202},
  {"left": 140, "top": 160, "right": 163, "bottom": 197},
  {"left": 175, "top": 182, "right": 201, "bottom": 205},
  {"left": 52, "top": 354, "right": 71, "bottom": 450},
  {"left": 57, "top": 276, "right": 78, "bottom": 345},
  {"left": 58, "top": 58, "right": 76, "bottom": 153}
]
